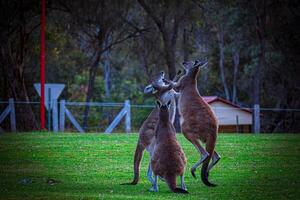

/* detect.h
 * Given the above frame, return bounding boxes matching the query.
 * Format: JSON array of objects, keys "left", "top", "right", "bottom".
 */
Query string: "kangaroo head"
[
  {"left": 182, "top": 59, "right": 208, "bottom": 75},
  {"left": 144, "top": 71, "right": 166, "bottom": 94},
  {"left": 151, "top": 71, "right": 167, "bottom": 91},
  {"left": 161, "top": 59, "right": 207, "bottom": 91},
  {"left": 182, "top": 61, "right": 195, "bottom": 71},
  {"left": 156, "top": 100, "right": 171, "bottom": 122},
  {"left": 144, "top": 71, "right": 176, "bottom": 104}
]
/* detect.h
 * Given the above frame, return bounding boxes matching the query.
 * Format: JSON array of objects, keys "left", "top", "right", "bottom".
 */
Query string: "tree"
[
  {"left": 197, "top": 0, "right": 232, "bottom": 101},
  {"left": 137, "top": 0, "right": 193, "bottom": 79},
  {"left": 58, "top": 0, "right": 146, "bottom": 130},
  {"left": 1, "top": 0, "right": 299, "bottom": 133},
  {"left": 0, "top": 0, "right": 40, "bottom": 130}
]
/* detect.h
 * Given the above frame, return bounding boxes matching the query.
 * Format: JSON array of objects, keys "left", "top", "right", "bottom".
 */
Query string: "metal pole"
[
  {"left": 40, "top": 0, "right": 46, "bottom": 130},
  {"left": 254, "top": 104, "right": 260, "bottom": 134}
]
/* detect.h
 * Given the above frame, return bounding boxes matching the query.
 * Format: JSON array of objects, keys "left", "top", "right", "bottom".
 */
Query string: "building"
[{"left": 203, "top": 96, "right": 252, "bottom": 133}]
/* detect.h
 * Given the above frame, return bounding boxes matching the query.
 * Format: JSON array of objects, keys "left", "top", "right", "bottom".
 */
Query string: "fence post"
[
  {"left": 9, "top": 98, "right": 16, "bottom": 132},
  {"left": 125, "top": 100, "right": 131, "bottom": 133},
  {"left": 253, "top": 104, "right": 260, "bottom": 134},
  {"left": 52, "top": 99, "right": 58, "bottom": 132},
  {"left": 235, "top": 115, "right": 239, "bottom": 134},
  {"left": 48, "top": 88, "right": 51, "bottom": 131},
  {"left": 60, "top": 100, "right": 65, "bottom": 132}
]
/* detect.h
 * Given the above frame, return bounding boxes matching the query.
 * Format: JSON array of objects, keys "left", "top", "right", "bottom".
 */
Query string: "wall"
[{"left": 209, "top": 101, "right": 252, "bottom": 125}]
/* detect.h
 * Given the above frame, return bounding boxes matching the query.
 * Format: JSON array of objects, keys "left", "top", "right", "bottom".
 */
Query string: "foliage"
[{"left": 0, "top": 0, "right": 299, "bottom": 132}]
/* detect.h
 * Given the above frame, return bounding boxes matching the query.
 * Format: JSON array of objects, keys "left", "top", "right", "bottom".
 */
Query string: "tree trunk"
[
  {"left": 103, "top": 32, "right": 111, "bottom": 99},
  {"left": 252, "top": 44, "right": 264, "bottom": 106},
  {"left": 137, "top": 17, "right": 151, "bottom": 81},
  {"left": 82, "top": 50, "right": 101, "bottom": 130},
  {"left": 252, "top": 1, "right": 267, "bottom": 133},
  {"left": 217, "top": 29, "right": 230, "bottom": 100},
  {"left": 232, "top": 47, "right": 239, "bottom": 104},
  {"left": 137, "top": 0, "right": 179, "bottom": 80},
  {"left": 253, "top": 1, "right": 266, "bottom": 106},
  {"left": 0, "top": 0, "right": 37, "bottom": 131},
  {"left": 183, "top": 27, "right": 189, "bottom": 61},
  {"left": 0, "top": 43, "right": 37, "bottom": 131},
  {"left": 162, "top": 31, "right": 177, "bottom": 80},
  {"left": 173, "top": 25, "right": 189, "bottom": 133},
  {"left": 82, "top": 26, "right": 108, "bottom": 130}
]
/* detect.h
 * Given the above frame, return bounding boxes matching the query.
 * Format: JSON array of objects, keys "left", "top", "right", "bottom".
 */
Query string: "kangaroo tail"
[
  {"left": 165, "top": 174, "right": 189, "bottom": 194},
  {"left": 121, "top": 142, "right": 145, "bottom": 185},
  {"left": 201, "top": 135, "right": 217, "bottom": 187}
]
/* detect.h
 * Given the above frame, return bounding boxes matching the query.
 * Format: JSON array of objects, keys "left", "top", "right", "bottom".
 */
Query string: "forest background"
[{"left": 0, "top": 0, "right": 299, "bottom": 132}]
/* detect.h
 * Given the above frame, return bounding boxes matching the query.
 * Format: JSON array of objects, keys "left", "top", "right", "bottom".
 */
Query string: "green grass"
[{"left": 0, "top": 132, "right": 299, "bottom": 199}]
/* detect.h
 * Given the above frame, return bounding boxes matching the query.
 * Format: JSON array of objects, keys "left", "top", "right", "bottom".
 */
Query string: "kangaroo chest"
[{"left": 178, "top": 94, "right": 186, "bottom": 126}]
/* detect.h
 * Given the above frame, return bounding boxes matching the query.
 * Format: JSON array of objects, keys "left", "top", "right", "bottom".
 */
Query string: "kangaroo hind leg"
[
  {"left": 189, "top": 139, "right": 209, "bottom": 178},
  {"left": 146, "top": 161, "right": 154, "bottom": 183},
  {"left": 207, "top": 151, "right": 221, "bottom": 172},
  {"left": 149, "top": 175, "right": 158, "bottom": 192},
  {"left": 180, "top": 175, "right": 187, "bottom": 190},
  {"left": 146, "top": 142, "right": 155, "bottom": 183}
]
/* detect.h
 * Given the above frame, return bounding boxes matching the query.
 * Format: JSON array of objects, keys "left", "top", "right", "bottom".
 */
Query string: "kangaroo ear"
[
  {"left": 156, "top": 100, "right": 161, "bottom": 108},
  {"left": 177, "top": 69, "right": 182, "bottom": 76},
  {"left": 167, "top": 100, "right": 171, "bottom": 108},
  {"left": 159, "top": 71, "right": 165, "bottom": 78}
]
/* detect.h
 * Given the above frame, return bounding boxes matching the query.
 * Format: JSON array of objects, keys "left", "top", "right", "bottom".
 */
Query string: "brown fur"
[
  {"left": 124, "top": 72, "right": 178, "bottom": 185},
  {"left": 129, "top": 108, "right": 159, "bottom": 184},
  {"left": 151, "top": 103, "right": 187, "bottom": 193},
  {"left": 175, "top": 60, "right": 219, "bottom": 186}
]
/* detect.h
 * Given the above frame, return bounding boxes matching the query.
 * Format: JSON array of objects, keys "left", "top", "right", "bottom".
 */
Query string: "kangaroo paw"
[
  {"left": 191, "top": 152, "right": 210, "bottom": 178},
  {"left": 149, "top": 186, "right": 158, "bottom": 192},
  {"left": 191, "top": 168, "right": 197, "bottom": 178}
]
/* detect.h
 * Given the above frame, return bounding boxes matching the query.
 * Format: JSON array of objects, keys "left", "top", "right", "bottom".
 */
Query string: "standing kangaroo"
[
  {"left": 166, "top": 59, "right": 221, "bottom": 187},
  {"left": 123, "top": 71, "right": 180, "bottom": 185},
  {"left": 150, "top": 100, "right": 188, "bottom": 194}
]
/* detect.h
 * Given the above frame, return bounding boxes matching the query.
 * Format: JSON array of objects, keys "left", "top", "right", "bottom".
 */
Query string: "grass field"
[{"left": 0, "top": 132, "right": 299, "bottom": 199}]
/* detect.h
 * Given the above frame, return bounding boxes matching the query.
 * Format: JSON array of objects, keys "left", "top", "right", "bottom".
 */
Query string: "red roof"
[
  {"left": 202, "top": 96, "right": 219, "bottom": 103},
  {"left": 202, "top": 96, "right": 252, "bottom": 114}
]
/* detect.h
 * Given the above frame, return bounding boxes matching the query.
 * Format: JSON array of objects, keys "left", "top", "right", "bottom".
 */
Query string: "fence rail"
[
  {"left": 0, "top": 98, "right": 16, "bottom": 133},
  {"left": 0, "top": 98, "right": 300, "bottom": 133}
]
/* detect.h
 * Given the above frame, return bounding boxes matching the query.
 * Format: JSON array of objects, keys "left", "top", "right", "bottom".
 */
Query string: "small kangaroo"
[
  {"left": 124, "top": 71, "right": 180, "bottom": 185},
  {"left": 150, "top": 100, "right": 188, "bottom": 194},
  {"left": 166, "top": 59, "right": 221, "bottom": 187}
]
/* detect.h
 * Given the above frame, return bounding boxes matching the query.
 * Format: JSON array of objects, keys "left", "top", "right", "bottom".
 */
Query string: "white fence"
[
  {"left": 0, "top": 99, "right": 299, "bottom": 133},
  {"left": 0, "top": 98, "right": 16, "bottom": 132},
  {"left": 0, "top": 99, "right": 131, "bottom": 134}
]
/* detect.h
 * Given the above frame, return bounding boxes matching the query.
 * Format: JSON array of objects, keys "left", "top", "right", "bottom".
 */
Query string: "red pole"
[{"left": 40, "top": 0, "right": 46, "bottom": 130}]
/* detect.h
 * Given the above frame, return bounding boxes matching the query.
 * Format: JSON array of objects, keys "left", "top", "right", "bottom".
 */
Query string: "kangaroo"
[
  {"left": 123, "top": 71, "right": 180, "bottom": 185},
  {"left": 166, "top": 59, "right": 221, "bottom": 187},
  {"left": 150, "top": 100, "right": 188, "bottom": 194}
]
